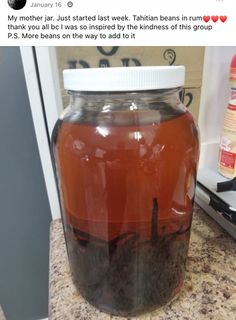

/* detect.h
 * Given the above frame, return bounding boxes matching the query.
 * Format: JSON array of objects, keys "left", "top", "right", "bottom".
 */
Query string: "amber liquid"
[{"left": 54, "top": 111, "right": 199, "bottom": 316}]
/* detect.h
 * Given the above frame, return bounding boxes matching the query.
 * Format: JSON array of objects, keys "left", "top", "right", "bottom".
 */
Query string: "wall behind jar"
[{"left": 56, "top": 46, "right": 205, "bottom": 121}]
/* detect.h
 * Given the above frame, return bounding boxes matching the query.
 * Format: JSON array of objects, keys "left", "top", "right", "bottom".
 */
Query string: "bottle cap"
[{"left": 63, "top": 66, "right": 185, "bottom": 92}]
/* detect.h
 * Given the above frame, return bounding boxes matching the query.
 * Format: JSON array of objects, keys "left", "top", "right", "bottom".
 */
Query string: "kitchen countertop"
[{"left": 49, "top": 205, "right": 236, "bottom": 320}]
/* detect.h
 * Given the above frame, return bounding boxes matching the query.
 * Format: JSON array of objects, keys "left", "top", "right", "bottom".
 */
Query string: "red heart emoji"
[
  {"left": 203, "top": 16, "right": 210, "bottom": 23},
  {"left": 220, "top": 15, "right": 227, "bottom": 23},
  {"left": 211, "top": 16, "right": 219, "bottom": 22}
]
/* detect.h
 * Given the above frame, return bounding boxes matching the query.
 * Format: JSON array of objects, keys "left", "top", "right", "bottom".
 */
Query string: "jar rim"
[{"left": 63, "top": 66, "right": 185, "bottom": 92}]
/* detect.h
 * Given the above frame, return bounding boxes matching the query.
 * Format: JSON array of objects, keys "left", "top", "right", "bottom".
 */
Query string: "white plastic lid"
[{"left": 63, "top": 66, "right": 185, "bottom": 92}]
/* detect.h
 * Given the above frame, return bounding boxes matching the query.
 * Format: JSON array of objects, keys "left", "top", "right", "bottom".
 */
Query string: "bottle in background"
[
  {"left": 229, "top": 54, "right": 236, "bottom": 99},
  {"left": 218, "top": 100, "right": 236, "bottom": 178}
]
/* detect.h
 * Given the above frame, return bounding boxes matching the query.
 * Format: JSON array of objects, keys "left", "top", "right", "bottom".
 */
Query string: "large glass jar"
[{"left": 52, "top": 66, "right": 199, "bottom": 316}]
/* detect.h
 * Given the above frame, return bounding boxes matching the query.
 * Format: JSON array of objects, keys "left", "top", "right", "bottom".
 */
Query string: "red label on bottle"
[
  {"left": 228, "top": 103, "right": 236, "bottom": 111},
  {"left": 230, "top": 67, "right": 236, "bottom": 83},
  {"left": 220, "top": 150, "right": 236, "bottom": 169}
]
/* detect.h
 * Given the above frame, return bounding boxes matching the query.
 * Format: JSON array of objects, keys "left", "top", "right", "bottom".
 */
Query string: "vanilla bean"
[{"left": 151, "top": 198, "right": 158, "bottom": 243}]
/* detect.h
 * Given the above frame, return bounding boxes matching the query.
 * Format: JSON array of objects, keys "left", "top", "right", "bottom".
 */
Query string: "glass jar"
[{"left": 52, "top": 66, "right": 199, "bottom": 316}]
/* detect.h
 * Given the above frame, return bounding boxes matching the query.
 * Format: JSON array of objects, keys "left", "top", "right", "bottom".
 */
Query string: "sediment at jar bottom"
[{"left": 66, "top": 226, "right": 190, "bottom": 317}]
